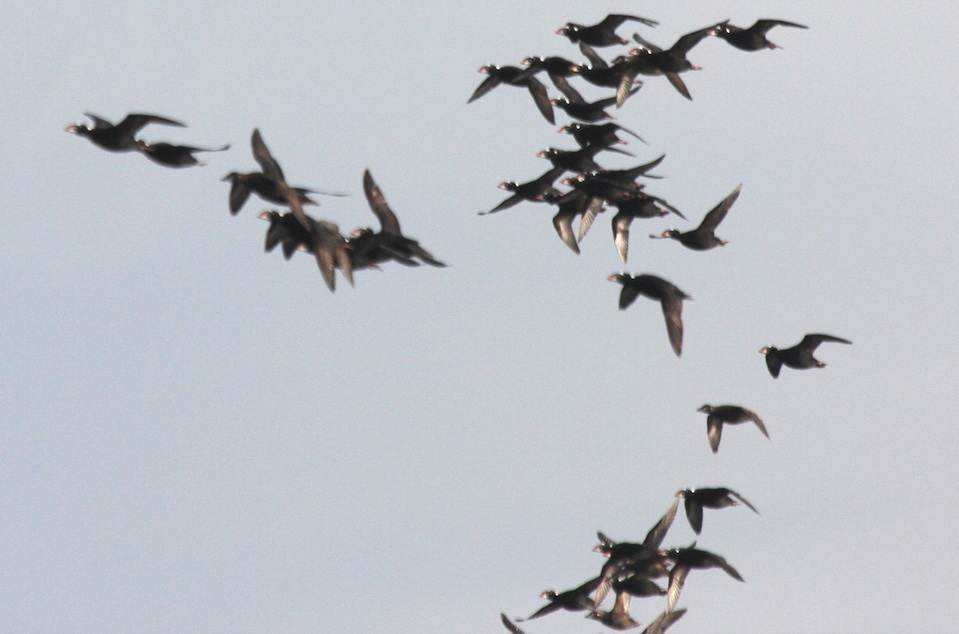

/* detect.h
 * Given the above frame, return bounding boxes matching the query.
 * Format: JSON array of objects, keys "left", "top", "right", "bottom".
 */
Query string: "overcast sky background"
[{"left": 3, "top": 2, "right": 959, "bottom": 632}]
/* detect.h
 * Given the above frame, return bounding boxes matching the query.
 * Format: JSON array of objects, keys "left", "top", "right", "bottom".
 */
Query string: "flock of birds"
[
  {"left": 463, "top": 11, "right": 851, "bottom": 634},
  {"left": 64, "top": 9, "right": 854, "bottom": 633},
  {"left": 64, "top": 115, "right": 445, "bottom": 292}
]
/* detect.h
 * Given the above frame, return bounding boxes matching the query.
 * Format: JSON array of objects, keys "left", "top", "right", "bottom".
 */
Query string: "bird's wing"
[
  {"left": 251, "top": 128, "right": 286, "bottom": 181},
  {"left": 707, "top": 416, "right": 723, "bottom": 453},
  {"left": 468, "top": 75, "right": 502, "bottom": 103},
  {"left": 661, "top": 294, "right": 685, "bottom": 357},
  {"left": 684, "top": 498, "right": 704, "bottom": 535},
  {"left": 729, "top": 490, "right": 759, "bottom": 514},
  {"left": 116, "top": 113, "right": 186, "bottom": 134},
  {"left": 698, "top": 184, "right": 742, "bottom": 231},
  {"left": 666, "top": 565, "right": 688, "bottom": 612},
  {"left": 644, "top": 499, "right": 678, "bottom": 548},
  {"left": 500, "top": 613, "right": 526, "bottom": 634},
  {"left": 752, "top": 19, "right": 808, "bottom": 33},
  {"left": 526, "top": 77, "right": 555, "bottom": 124},
  {"left": 800, "top": 333, "right": 853, "bottom": 351},
  {"left": 362, "top": 169, "right": 402, "bottom": 234}
]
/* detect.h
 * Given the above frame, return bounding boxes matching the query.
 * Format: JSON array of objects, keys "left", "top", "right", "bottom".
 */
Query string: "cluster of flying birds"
[
  {"left": 501, "top": 489, "right": 757, "bottom": 634},
  {"left": 465, "top": 11, "right": 851, "bottom": 634},
  {"left": 65, "top": 115, "right": 445, "bottom": 292}
]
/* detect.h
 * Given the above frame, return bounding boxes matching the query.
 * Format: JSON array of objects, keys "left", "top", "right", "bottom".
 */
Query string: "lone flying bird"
[
  {"left": 676, "top": 487, "right": 758, "bottom": 534},
  {"left": 698, "top": 404, "right": 769, "bottom": 453},
  {"left": 651, "top": 184, "right": 741, "bottom": 250},
  {"left": 713, "top": 19, "right": 808, "bottom": 51},
  {"left": 609, "top": 273, "right": 691, "bottom": 357},
  {"left": 760, "top": 333, "right": 852, "bottom": 378}
]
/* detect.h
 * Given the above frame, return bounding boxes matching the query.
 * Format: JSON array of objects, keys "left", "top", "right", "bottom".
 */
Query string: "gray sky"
[{"left": 4, "top": 2, "right": 959, "bottom": 632}]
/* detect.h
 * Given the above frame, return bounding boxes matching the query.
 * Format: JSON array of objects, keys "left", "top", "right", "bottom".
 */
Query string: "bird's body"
[
  {"left": 665, "top": 547, "right": 744, "bottom": 612},
  {"left": 468, "top": 64, "right": 555, "bottom": 124},
  {"left": 482, "top": 167, "right": 565, "bottom": 215},
  {"left": 517, "top": 576, "right": 600, "bottom": 621}
]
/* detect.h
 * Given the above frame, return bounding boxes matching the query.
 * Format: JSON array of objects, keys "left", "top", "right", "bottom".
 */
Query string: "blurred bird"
[
  {"left": 558, "top": 14, "right": 658, "bottom": 47},
  {"left": 651, "top": 184, "right": 741, "bottom": 250},
  {"left": 713, "top": 19, "right": 808, "bottom": 51},
  {"left": 65, "top": 112, "right": 184, "bottom": 152},
  {"left": 664, "top": 546, "right": 744, "bottom": 612},
  {"left": 468, "top": 64, "right": 555, "bottom": 124},
  {"left": 137, "top": 141, "right": 230, "bottom": 168},
  {"left": 676, "top": 487, "right": 758, "bottom": 534},
  {"left": 698, "top": 404, "right": 769, "bottom": 453},
  {"left": 609, "top": 273, "right": 691, "bottom": 357},
  {"left": 760, "top": 334, "right": 852, "bottom": 378},
  {"left": 517, "top": 576, "right": 601, "bottom": 621},
  {"left": 350, "top": 169, "right": 446, "bottom": 268}
]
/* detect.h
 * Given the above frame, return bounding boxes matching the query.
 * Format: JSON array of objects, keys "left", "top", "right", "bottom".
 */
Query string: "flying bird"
[
  {"left": 516, "top": 576, "right": 601, "bottom": 621},
  {"left": 558, "top": 14, "right": 659, "bottom": 47},
  {"left": 136, "top": 141, "right": 230, "bottom": 168},
  {"left": 609, "top": 273, "right": 691, "bottom": 357},
  {"left": 468, "top": 64, "right": 555, "bottom": 124},
  {"left": 760, "top": 334, "right": 852, "bottom": 378},
  {"left": 350, "top": 169, "right": 446, "bottom": 268},
  {"left": 481, "top": 166, "right": 565, "bottom": 215},
  {"left": 651, "top": 184, "right": 742, "bottom": 250},
  {"left": 698, "top": 404, "right": 768, "bottom": 453},
  {"left": 65, "top": 112, "right": 184, "bottom": 152},
  {"left": 713, "top": 19, "right": 808, "bottom": 51},
  {"left": 676, "top": 487, "right": 758, "bottom": 534},
  {"left": 664, "top": 546, "right": 744, "bottom": 612}
]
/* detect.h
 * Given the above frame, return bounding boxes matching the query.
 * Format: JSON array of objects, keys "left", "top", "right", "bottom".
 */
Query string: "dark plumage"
[
  {"left": 609, "top": 273, "right": 691, "bottom": 357},
  {"left": 558, "top": 14, "right": 659, "bottom": 47},
  {"left": 665, "top": 546, "right": 744, "bottom": 612},
  {"left": 517, "top": 576, "right": 600, "bottom": 621},
  {"left": 352, "top": 169, "right": 446, "bottom": 268},
  {"left": 481, "top": 166, "right": 565, "bottom": 215},
  {"left": 631, "top": 26, "right": 717, "bottom": 74},
  {"left": 137, "top": 141, "right": 230, "bottom": 168},
  {"left": 593, "top": 501, "right": 677, "bottom": 610},
  {"left": 500, "top": 613, "right": 525, "bottom": 634},
  {"left": 698, "top": 404, "right": 768, "bottom": 453},
  {"left": 551, "top": 82, "right": 630, "bottom": 123},
  {"left": 640, "top": 608, "right": 687, "bottom": 634},
  {"left": 714, "top": 19, "right": 808, "bottom": 51},
  {"left": 258, "top": 210, "right": 312, "bottom": 259},
  {"left": 560, "top": 122, "right": 645, "bottom": 150},
  {"left": 676, "top": 487, "right": 758, "bottom": 534},
  {"left": 586, "top": 589, "right": 638, "bottom": 630},
  {"left": 760, "top": 334, "right": 852, "bottom": 378},
  {"left": 65, "top": 112, "right": 184, "bottom": 152},
  {"left": 222, "top": 128, "right": 344, "bottom": 217},
  {"left": 468, "top": 65, "right": 555, "bottom": 124},
  {"left": 652, "top": 184, "right": 741, "bottom": 250}
]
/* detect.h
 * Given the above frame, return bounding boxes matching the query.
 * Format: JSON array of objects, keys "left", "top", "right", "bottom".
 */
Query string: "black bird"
[
  {"left": 698, "top": 404, "right": 768, "bottom": 454},
  {"left": 676, "top": 487, "right": 758, "bottom": 535},
  {"left": 631, "top": 26, "right": 718, "bottom": 74},
  {"left": 517, "top": 576, "right": 601, "bottom": 621},
  {"left": 651, "top": 184, "right": 741, "bottom": 250},
  {"left": 560, "top": 173, "right": 639, "bottom": 243},
  {"left": 612, "top": 194, "right": 671, "bottom": 263},
  {"left": 258, "top": 208, "right": 352, "bottom": 291},
  {"left": 352, "top": 169, "right": 446, "bottom": 268},
  {"left": 481, "top": 166, "right": 565, "bottom": 215},
  {"left": 65, "top": 112, "right": 184, "bottom": 152},
  {"left": 522, "top": 55, "right": 580, "bottom": 96},
  {"left": 551, "top": 82, "right": 629, "bottom": 123},
  {"left": 468, "top": 64, "right": 555, "bottom": 124},
  {"left": 222, "top": 128, "right": 343, "bottom": 217},
  {"left": 609, "top": 273, "right": 691, "bottom": 357},
  {"left": 560, "top": 122, "right": 645, "bottom": 151},
  {"left": 538, "top": 145, "right": 625, "bottom": 173},
  {"left": 136, "top": 141, "right": 230, "bottom": 168},
  {"left": 760, "top": 334, "right": 852, "bottom": 378},
  {"left": 714, "top": 19, "right": 808, "bottom": 51},
  {"left": 612, "top": 575, "right": 665, "bottom": 600},
  {"left": 558, "top": 14, "right": 659, "bottom": 47},
  {"left": 542, "top": 190, "right": 591, "bottom": 254},
  {"left": 664, "top": 546, "right": 744, "bottom": 612},
  {"left": 258, "top": 210, "right": 312, "bottom": 259}
]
